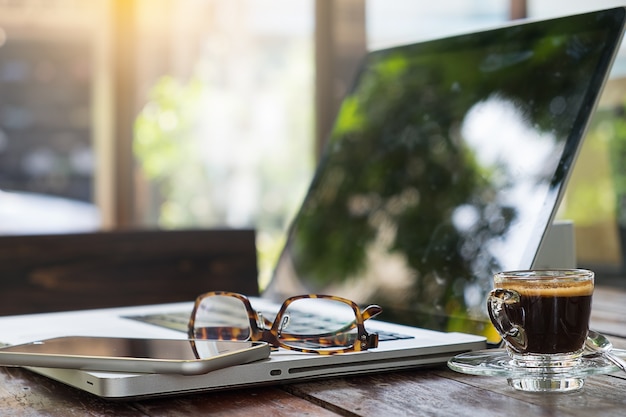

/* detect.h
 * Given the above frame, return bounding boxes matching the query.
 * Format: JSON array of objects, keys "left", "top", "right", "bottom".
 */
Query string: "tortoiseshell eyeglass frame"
[{"left": 187, "top": 291, "right": 382, "bottom": 355}]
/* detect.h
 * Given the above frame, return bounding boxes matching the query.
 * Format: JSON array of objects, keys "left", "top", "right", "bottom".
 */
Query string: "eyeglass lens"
[
  {"left": 278, "top": 298, "right": 359, "bottom": 350},
  {"left": 192, "top": 295, "right": 251, "bottom": 340}
]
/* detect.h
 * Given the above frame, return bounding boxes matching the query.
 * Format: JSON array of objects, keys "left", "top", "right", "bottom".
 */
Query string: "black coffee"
[{"left": 502, "top": 282, "right": 593, "bottom": 354}]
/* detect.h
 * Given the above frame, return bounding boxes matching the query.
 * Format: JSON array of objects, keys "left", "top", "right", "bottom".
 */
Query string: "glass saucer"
[{"left": 448, "top": 349, "right": 626, "bottom": 393}]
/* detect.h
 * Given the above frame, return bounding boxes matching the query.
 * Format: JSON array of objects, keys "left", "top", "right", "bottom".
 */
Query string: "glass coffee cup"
[{"left": 487, "top": 269, "right": 594, "bottom": 386}]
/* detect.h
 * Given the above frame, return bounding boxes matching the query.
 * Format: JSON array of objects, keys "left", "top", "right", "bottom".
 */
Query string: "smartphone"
[{"left": 0, "top": 336, "right": 270, "bottom": 375}]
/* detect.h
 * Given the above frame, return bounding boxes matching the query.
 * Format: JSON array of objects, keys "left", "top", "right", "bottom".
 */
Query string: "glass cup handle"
[{"left": 487, "top": 288, "right": 527, "bottom": 353}]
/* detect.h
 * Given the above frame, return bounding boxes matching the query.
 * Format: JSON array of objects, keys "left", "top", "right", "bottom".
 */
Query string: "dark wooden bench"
[{"left": 0, "top": 229, "right": 258, "bottom": 315}]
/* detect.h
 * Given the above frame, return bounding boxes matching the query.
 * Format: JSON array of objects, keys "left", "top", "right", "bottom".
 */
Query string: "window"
[{"left": 0, "top": 0, "right": 315, "bottom": 285}]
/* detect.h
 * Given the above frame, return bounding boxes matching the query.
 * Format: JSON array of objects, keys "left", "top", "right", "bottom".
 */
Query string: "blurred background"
[{"left": 0, "top": 0, "right": 625, "bottom": 288}]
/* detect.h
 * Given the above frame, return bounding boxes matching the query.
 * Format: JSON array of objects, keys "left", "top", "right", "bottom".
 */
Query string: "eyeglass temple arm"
[{"left": 362, "top": 305, "right": 382, "bottom": 321}]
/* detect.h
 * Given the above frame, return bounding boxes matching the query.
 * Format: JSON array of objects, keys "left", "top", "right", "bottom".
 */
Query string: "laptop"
[{"left": 0, "top": 7, "right": 624, "bottom": 399}]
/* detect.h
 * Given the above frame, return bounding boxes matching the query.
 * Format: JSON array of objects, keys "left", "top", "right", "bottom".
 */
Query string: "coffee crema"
[{"left": 498, "top": 279, "right": 594, "bottom": 297}]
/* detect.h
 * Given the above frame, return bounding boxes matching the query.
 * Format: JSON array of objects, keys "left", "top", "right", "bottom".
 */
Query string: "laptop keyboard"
[{"left": 124, "top": 311, "right": 413, "bottom": 342}]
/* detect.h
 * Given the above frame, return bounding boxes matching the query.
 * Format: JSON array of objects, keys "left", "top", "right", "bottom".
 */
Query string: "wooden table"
[{"left": 1, "top": 286, "right": 626, "bottom": 416}]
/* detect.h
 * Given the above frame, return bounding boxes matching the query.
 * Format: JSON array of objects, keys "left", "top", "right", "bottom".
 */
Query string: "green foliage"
[
  {"left": 133, "top": 76, "right": 216, "bottom": 228},
  {"left": 134, "top": 76, "right": 203, "bottom": 181}
]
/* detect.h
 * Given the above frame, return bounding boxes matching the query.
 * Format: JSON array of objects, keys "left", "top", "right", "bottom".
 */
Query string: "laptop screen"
[{"left": 267, "top": 8, "right": 626, "bottom": 340}]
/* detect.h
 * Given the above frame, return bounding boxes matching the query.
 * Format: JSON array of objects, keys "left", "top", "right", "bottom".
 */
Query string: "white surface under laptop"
[{"left": 0, "top": 299, "right": 485, "bottom": 399}]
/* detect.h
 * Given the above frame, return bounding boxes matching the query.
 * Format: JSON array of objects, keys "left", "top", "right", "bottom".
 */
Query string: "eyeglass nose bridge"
[{"left": 277, "top": 314, "right": 290, "bottom": 335}]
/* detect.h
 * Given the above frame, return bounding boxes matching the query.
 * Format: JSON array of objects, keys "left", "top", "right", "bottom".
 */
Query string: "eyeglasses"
[{"left": 187, "top": 291, "right": 382, "bottom": 354}]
